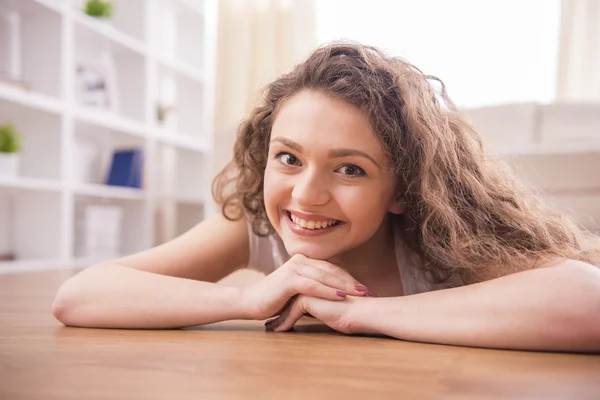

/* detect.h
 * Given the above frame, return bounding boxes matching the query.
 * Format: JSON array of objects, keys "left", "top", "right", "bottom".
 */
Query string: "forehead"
[{"left": 271, "top": 91, "right": 383, "bottom": 154}]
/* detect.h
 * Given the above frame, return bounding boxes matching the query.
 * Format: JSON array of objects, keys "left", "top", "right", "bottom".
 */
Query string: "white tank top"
[{"left": 246, "top": 221, "right": 463, "bottom": 296}]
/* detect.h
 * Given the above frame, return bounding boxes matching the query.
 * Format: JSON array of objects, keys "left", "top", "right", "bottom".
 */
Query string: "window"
[{"left": 316, "top": 0, "right": 561, "bottom": 108}]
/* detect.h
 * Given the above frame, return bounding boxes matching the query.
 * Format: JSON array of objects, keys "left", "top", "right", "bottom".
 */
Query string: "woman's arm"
[
  {"left": 352, "top": 260, "right": 600, "bottom": 352},
  {"left": 53, "top": 214, "right": 251, "bottom": 329},
  {"left": 53, "top": 213, "right": 369, "bottom": 329},
  {"left": 53, "top": 264, "right": 248, "bottom": 329},
  {"left": 268, "top": 259, "right": 600, "bottom": 352}
]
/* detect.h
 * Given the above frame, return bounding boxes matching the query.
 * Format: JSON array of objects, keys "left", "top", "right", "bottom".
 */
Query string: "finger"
[
  {"left": 265, "top": 316, "right": 282, "bottom": 331},
  {"left": 309, "top": 260, "right": 370, "bottom": 295},
  {"left": 293, "top": 276, "right": 349, "bottom": 301},
  {"left": 297, "top": 265, "right": 350, "bottom": 292},
  {"left": 266, "top": 303, "right": 292, "bottom": 330},
  {"left": 272, "top": 294, "right": 298, "bottom": 318},
  {"left": 299, "top": 262, "right": 369, "bottom": 296},
  {"left": 274, "top": 301, "right": 306, "bottom": 332}
]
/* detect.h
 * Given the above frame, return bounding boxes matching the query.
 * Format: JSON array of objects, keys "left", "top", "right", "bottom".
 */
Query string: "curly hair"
[{"left": 212, "top": 42, "right": 600, "bottom": 283}]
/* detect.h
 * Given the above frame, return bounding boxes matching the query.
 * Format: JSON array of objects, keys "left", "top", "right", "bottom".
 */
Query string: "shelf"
[
  {"left": 0, "top": 0, "right": 64, "bottom": 15},
  {"left": 0, "top": 82, "right": 64, "bottom": 114},
  {"left": 0, "top": 189, "right": 62, "bottom": 261},
  {"left": 154, "top": 0, "right": 205, "bottom": 72},
  {"left": 33, "top": 0, "right": 64, "bottom": 13},
  {"left": 75, "top": 107, "right": 147, "bottom": 137},
  {"left": 0, "top": 1, "right": 63, "bottom": 97},
  {"left": 73, "top": 12, "right": 146, "bottom": 56},
  {"left": 74, "top": 183, "right": 146, "bottom": 201},
  {"left": 0, "top": 258, "right": 67, "bottom": 274},
  {"left": 0, "top": 102, "right": 63, "bottom": 180},
  {"left": 155, "top": 130, "right": 210, "bottom": 153},
  {"left": 0, "top": 177, "right": 63, "bottom": 193},
  {"left": 158, "top": 56, "right": 204, "bottom": 84},
  {"left": 0, "top": 0, "right": 217, "bottom": 274},
  {"left": 178, "top": 0, "right": 204, "bottom": 15}
]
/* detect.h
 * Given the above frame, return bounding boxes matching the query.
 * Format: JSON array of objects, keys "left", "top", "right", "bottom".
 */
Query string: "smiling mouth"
[{"left": 286, "top": 211, "right": 341, "bottom": 230}]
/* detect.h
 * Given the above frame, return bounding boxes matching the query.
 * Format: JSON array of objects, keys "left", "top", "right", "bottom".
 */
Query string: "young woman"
[{"left": 53, "top": 43, "right": 600, "bottom": 352}]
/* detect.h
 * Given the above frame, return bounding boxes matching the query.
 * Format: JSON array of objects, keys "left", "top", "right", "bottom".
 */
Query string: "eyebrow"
[{"left": 270, "top": 137, "right": 381, "bottom": 168}]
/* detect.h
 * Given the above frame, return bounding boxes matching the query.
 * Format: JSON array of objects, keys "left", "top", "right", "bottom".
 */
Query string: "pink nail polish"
[
  {"left": 336, "top": 291, "right": 347, "bottom": 298},
  {"left": 355, "top": 285, "right": 368, "bottom": 292},
  {"left": 367, "top": 290, "right": 378, "bottom": 297}
]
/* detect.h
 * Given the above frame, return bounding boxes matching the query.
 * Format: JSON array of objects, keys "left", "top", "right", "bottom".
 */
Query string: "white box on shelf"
[{"left": 75, "top": 204, "right": 123, "bottom": 258}]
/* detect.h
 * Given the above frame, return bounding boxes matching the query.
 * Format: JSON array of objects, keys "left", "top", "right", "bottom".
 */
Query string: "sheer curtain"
[
  {"left": 212, "top": 0, "right": 317, "bottom": 186},
  {"left": 556, "top": 0, "right": 600, "bottom": 102}
]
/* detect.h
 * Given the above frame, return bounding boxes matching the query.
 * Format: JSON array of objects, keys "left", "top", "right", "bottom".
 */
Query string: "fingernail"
[
  {"left": 336, "top": 291, "right": 347, "bottom": 298},
  {"left": 265, "top": 321, "right": 278, "bottom": 330},
  {"left": 367, "top": 290, "right": 378, "bottom": 297},
  {"left": 355, "top": 285, "right": 368, "bottom": 292}
]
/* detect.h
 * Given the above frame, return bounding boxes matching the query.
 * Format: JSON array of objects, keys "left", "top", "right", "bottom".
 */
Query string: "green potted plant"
[
  {"left": 84, "top": 0, "right": 113, "bottom": 19},
  {"left": 0, "top": 122, "right": 22, "bottom": 178}
]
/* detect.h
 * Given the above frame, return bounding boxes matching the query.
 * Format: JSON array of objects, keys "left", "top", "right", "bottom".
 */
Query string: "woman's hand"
[
  {"left": 265, "top": 294, "right": 372, "bottom": 334},
  {"left": 241, "top": 254, "right": 370, "bottom": 320}
]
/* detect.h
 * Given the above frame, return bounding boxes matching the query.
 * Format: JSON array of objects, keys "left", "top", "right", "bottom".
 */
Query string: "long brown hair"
[{"left": 213, "top": 42, "right": 600, "bottom": 283}]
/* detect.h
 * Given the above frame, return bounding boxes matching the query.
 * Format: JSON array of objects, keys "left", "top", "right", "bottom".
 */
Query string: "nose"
[{"left": 291, "top": 168, "right": 330, "bottom": 207}]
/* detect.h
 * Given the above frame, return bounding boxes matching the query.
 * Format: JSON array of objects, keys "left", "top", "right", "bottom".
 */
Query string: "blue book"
[{"left": 106, "top": 149, "right": 143, "bottom": 189}]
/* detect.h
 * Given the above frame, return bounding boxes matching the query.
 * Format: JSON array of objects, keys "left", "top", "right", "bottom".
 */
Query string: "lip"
[{"left": 283, "top": 210, "right": 343, "bottom": 237}]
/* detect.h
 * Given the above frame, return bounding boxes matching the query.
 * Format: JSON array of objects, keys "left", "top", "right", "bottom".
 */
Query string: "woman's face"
[{"left": 264, "top": 90, "right": 404, "bottom": 260}]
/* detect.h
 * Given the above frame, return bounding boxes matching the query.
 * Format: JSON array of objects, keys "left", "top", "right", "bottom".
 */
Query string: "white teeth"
[{"left": 289, "top": 212, "right": 339, "bottom": 230}]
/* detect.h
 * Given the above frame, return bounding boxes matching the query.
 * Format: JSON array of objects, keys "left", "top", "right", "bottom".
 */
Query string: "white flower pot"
[{"left": 0, "top": 153, "right": 20, "bottom": 179}]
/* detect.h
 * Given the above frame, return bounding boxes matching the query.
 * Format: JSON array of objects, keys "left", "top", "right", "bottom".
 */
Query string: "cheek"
[
  {"left": 336, "top": 186, "right": 392, "bottom": 225},
  {"left": 263, "top": 167, "right": 290, "bottom": 221}
]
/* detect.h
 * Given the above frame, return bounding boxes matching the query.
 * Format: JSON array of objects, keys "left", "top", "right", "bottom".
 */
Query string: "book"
[{"left": 105, "top": 149, "right": 143, "bottom": 188}]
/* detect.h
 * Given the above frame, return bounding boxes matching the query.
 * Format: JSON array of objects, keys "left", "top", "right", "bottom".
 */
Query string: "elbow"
[
  {"left": 52, "top": 280, "right": 79, "bottom": 326},
  {"left": 52, "top": 266, "right": 100, "bottom": 326}
]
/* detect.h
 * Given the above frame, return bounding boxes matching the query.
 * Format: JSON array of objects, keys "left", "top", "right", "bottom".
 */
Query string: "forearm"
[
  {"left": 53, "top": 264, "right": 247, "bottom": 329},
  {"left": 354, "top": 262, "right": 600, "bottom": 352}
]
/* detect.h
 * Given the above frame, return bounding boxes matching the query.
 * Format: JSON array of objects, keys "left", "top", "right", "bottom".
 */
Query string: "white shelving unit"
[{"left": 0, "top": 0, "right": 217, "bottom": 273}]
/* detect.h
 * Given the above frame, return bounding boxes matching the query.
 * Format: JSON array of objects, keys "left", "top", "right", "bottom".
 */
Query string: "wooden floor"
[{"left": 1, "top": 270, "right": 600, "bottom": 400}]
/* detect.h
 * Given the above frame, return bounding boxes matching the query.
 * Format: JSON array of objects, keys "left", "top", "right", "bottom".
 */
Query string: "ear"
[{"left": 388, "top": 193, "right": 405, "bottom": 215}]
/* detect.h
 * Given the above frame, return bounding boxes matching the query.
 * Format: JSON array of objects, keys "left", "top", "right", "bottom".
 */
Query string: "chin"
[{"left": 282, "top": 241, "right": 340, "bottom": 261}]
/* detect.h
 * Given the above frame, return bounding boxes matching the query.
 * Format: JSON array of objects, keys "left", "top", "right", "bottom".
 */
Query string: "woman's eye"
[
  {"left": 275, "top": 152, "right": 301, "bottom": 166},
  {"left": 338, "top": 165, "right": 365, "bottom": 177}
]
